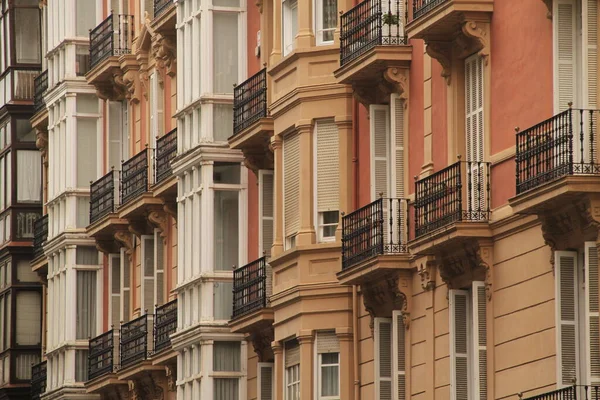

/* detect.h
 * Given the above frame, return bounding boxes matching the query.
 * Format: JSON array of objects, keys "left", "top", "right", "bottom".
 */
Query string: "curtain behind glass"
[
  {"left": 214, "top": 378, "right": 239, "bottom": 400},
  {"left": 76, "top": 247, "right": 99, "bottom": 265},
  {"left": 213, "top": 341, "right": 241, "bottom": 371},
  {"left": 76, "top": 271, "right": 96, "bottom": 339},
  {"left": 213, "top": 282, "right": 233, "bottom": 320},
  {"left": 213, "top": 12, "right": 238, "bottom": 94},
  {"left": 16, "top": 151, "right": 41, "bottom": 202},
  {"left": 15, "top": 8, "right": 40, "bottom": 64},
  {"left": 15, "top": 291, "right": 41, "bottom": 345},
  {"left": 214, "top": 191, "right": 239, "bottom": 270}
]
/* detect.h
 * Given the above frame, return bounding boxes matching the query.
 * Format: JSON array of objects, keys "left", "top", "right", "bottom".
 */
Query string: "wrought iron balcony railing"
[
  {"left": 412, "top": 0, "right": 448, "bottom": 20},
  {"left": 155, "top": 128, "right": 177, "bottom": 184},
  {"left": 154, "top": 0, "right": 174, "bottom": 17},
  {"left": 89, "top": 13, "right": 134, "bottom": 68},
  {"left": 232, "top": 256, "right": 270, "bottom": 319},
  {"left": 523, "top": 385, "right": 600, "bottom": 400},
  {"left": 515, "top": 107, "right": 600, "bottom": 195},
  {"left": 414, "top": 160, "right": 490, "bottom": 238},
  {"left": 121, "top": 149, "right": 149, "bottom": 205},
  {"left": 31, "top": 360, "right": 47, "bottom": 400},
  {"left": 120, "top": 314, "right": 153, "bottom": 369},
  {"left": 90, "top": 170, "right": 120, "bottom": 224},
  {"left": 33, "top": 70, "right": 48, "bottom": 113},
  {"left": 341, "top": 197, "right": 408, "bottom": 270},
  {"left": 340, "top": 0, "right": 407, "bottom": 67},
  {"left": 154, "top": 299, "right": 177, "bottom": 354},
  {"left": 33, "top": 214, "right": 48, "bottom": 259},
  {"left": 88, "top": 329, "right": 118, "bottom": 380},
  {"left": 233, "top": 68, "right": 268, "bottom": 136}
]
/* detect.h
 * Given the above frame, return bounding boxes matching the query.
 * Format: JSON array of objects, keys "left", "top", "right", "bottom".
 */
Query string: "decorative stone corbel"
[
  {"left": 152, "top": 33, "right": 177, "bottom": 79},
  {"left": 478, "top": 244, "right": 494, "bottom": 301},
  {"left": 383, "top": 67, "right": 409, "bottom": 102},
  {"left": 128, "top": 373, "right": 165, "bottom": 400},
  {"left": 96, "top": 239, "right": 117, "bottom": 255},
  {"left": 361, "top": 283, "right": 386, "bottom": 337},
  {"left": 417, "top": 258, "right": 436, "bottom": 291},
  {"left": 540, "top": 216, "right": 557, "bottom": 274},
  {"left": 461, "top": 20, "right": 490, "bottom": 65},
  {"left": 164, "top": 365, "right": 177, "bottom": 392},
  {"left": 163, "top": 203, "right": 177, "bottom": 221},
  {"left": 122, "top": 69, "right": 141, "bottom": 105},
  {"left": 36, "top": 129, "right": 48, "bottom": 162},
  {"left": 135, "top": 51, "right": 150, "bottom": 100},
  {"left": 109, "top": 384, "right": 131, "bottom": 400},
  {"left": 95, "top": 70, "right": 128, "bottom": 101},
  {"left": 425, "top": 41, "right": 452, "bottom": 85},
  {"left": 541, "top": 0, "right": 552, "bottom": 19},
  {"left": 251, "top": 330, "right": 275, "bottom": 361},
  {"left": 352, "top": 85, "right": 377, "bottom": 110},
  {"left": 148, "top": 210, "right": 169, "bottom": 240},
  {"left": 114, "top": 230, "right": 133, "bottom": 256},
  {"left": 256, "top": 0, "right": 263, "bottom": 13}
]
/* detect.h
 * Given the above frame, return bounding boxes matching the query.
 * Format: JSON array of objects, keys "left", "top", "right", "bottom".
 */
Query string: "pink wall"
[
  {"left": 408, "top": 40, "right": 425, "bottom": 196},
  {"left": 431, "top": 60, "right": 447, "bottom": 177}
]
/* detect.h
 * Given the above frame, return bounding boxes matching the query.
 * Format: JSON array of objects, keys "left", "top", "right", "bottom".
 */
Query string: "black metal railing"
[
  {"left": 90, "top": 13, "right": 134, "bottom": 68},
  {"left": 88, "top": 329, "right": 117, "bottom": 380},
  {"left": 154, "top": 300, "right": 177, "bottom": 354},
  {"left": 232, "top": 256, "right": 269, "bottom": 319},
  {"left": 90, "top": 170, "right": 119, "bottom": 224},
  {"left": 341, "top": 197, "right": 409, "bottom": 270},
  {"left": 340, "top": 0, "right": 407, "bottom": 67},
  {"left": 154, "top": 0, "right": 173, "bottom": 17},
  {"left": 412, "top": 0, "right": 448, "bottom": 20},
  {"left": 31, "top": 361, "right": 47, "bottom": 400},
  {"left": 33, "top": 214, "right": 48, "bottom": 259},
  {"left": 515, "top": 107, "right": 600, "bottom": 195},
  {"left": 120, "top": 314, "right": 152, "bottom": 369},
  {"left": 155, "top": 128, "right": 177, "bottom": 184},
  {"left": 233, "top": 68, "right": 268, "bottom": 136},
  {"left": 33, "top": 70, "right": 48, "bottom": 113},
  {"left": 414, "top": 160, "right": 490, "bottom": 238},
  {"left": 121, "top": 149, "right": 149, "bottom": 205},
  {"left": 523, "top": 385, "right": 600, "bottom": 400}
]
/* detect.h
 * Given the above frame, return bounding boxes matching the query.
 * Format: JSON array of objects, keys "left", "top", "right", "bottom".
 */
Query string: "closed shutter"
[
  {"left": 391, "top": 94, "right": 407, "bottom": 245},
  {"left": 316, "top": 331, "right": 340, "bottom": 353},
  {"left": 585, "top": 243, "right": 600, "bottom": 383},
  {"left": 465, "top": 54, "right": 485, "bottom": 212},
  {"left": 109, "top": 253, "right": 121, "bottom": 328},
  {"left": 370, "top": 105, "right": 390, "bottom": 200},
  {"left": 284, "top": 133, "right": 300, "bottom": 242},
  {"left": 259, "top": 170, "right": 274, "bottom": 257},
  {"left": 141, "top": 235, "right": 156, "bottom": 313},
  {"left": 258, "top": 363, "right": 274, "bottom": 400},
  {"left": 392, "top": 311, "right": 406, "bottom": 400},
  {"left": 155, "top": 230, "right": 165, "bottom": 306},
  {"left": 121, "top": 247, "right": 131, "bottom": 323},
  {"left": 375, "top": 317, "right": 393, "bottom": 400},
  {"left": 555, "top": 0, "right": 577, "bottom": 111},
  {"left": 555, "top": 251, "right": 578, "bottom": 386},
  {"left": 108, "top": 101, "right": 123, "bottom": 170},
  {"left": 450, "top": 289, "right": 469, "bottom": 400},
  {"left": 285, "top": 340, "right": 300, "bottom": 368},
  {"left": 582, "top": 0, "right": 598, "bottom": 163},
  {"left": 316, "top": 119, "right": 340, "bottom": 212},
  {"left": 472, "top": 281, "right": 487, "bottom": 400}
]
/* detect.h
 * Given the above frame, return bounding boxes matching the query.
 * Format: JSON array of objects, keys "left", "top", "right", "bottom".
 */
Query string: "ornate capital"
[
  {"left": 123, "top": 69, "right": 141, "bottom": 105},
  {"left": 383, "top": 67, "right": 409, "bottom": 102},
  {"left": 114, "top": 230, "right": 133, "bottom": 255},
  {"left": 417, "top": 258, "right": 436, "bottom": 291},
  {"left": 152, "top": 33, "right": 177, "bottom": 79},
  {"left": 425, "top": 41, "right": 452, "bottom": 85},
  {"left": 148, "top": 210, "right": 169, "bottom": 238},
  {"left": 164, "top": 365, "right": 177, "bottom": 392},
  {"left": 461, "top": 20, "right": 490, "bottom": 65}
]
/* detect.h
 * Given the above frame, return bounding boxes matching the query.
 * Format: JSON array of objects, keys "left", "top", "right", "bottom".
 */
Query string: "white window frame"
[
  {"left": 317, "top": 351, "right": 340, "bottom": 400},
  {"left": 257, "top": 362, "right": 275, "bottom": 400},
  {"left": 314, "top": 0, "right": 336, "bottom": 45},
  {"left": 285, "top": 363, "right": 300, "bottom": 400},
  {"left": 108, "top": 253, "right": 121, "bottom": 328},
  {"left": 282, "top": 0, "right": 298, "bottom": 56},
  {"left": 317, "top": 211, "right": 338, "bottom": 243}
]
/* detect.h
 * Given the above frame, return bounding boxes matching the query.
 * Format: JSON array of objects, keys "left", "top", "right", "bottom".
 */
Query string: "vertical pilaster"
[
  {"left": 296, "top": 0, "right": 314, "bottom": 48},
  {"left": 296, "top": 121, "right": 316, "bottom": 246},
  {"left": 298, "top": 330, "right": 314, "bottom": 400},
  {"left": 202, "top": 340, "right": 214, "bottom": 399},
  {"left": 272, "top": 341, "right": 284, "bottom": 400},
  {"left": 270, "top": 0, "right": 282, "bottom": 64},
  {"left": 421, "top": 51, "right": 434, "bottom": 177},
  {"left": 336, "top": 327, "right": 354, "bottom": 400},
  {"left": 336, "top": 117, "right": 353, "bottom": 241},
  {"left": 270, "top": 135, "right": 284, "bottom": 257}
]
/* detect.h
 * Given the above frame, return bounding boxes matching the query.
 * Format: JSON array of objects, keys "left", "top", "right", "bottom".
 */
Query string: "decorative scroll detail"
[
  {"left": 114, "top": 230, "right": 134, "bottom": 255},
  {"left": 383, "top": 67, "right": 409, "bottom": 102},
  {"left": 417, "top": 258, "right": 436, "bottom": 291},
  {"left": 541, "top": 0, "right": 552, "bottom": 18},
  {"left": 164, "top": 365, "right": 177, "bottom": 392},
  {"left": 461, "top": 20, "right": 490, "bottom": 65},
  {"left": 36, "top": 129, "right": 48, "bottom": 162},
  {"left": 123, "top": 69, "right": 141, "bottom": 104},
  {"left": 425, "top": 41, "right": 452, "bottom": 85},
  {"left": 478, "top": 245, "right": 494, "bottom": 301},
  {"left": 148, "top": 210, "right": 169, "bottom": 238},
  {"left": 362, "top": 274, "right": 410, "bottom": 334},
  {"left": 96, "top": 69, "right": 128, "bottom": 101},
  {"left": 96, "top": 239, "right": 118, "bottom": 255},
  {"left": 163, "top": 203, "right": 177, "bottom": 221},
  {"left": 251, "top": 330, "right": 275, "bottom": 362},
  {"left": 128, "top": 373, "right": 165, "bottom": 400},
  {"left": 152, "top": 33, "right": 177, "bottom": 79},
  {"left": 108, "top": 385, "right": 131, "bottom": 400}
]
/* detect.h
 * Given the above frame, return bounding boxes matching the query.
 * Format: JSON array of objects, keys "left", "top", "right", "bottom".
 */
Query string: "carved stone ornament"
[
  {"left": 152, "top": 33, "right": 177, "bottom": 79},
  {"left": 256, "top": 0, "right": 263, "bottom": 13},
  {"left": 122, "top": 69, "right": 141, "bottom": 105},
  {"left": 362, "top": 275, "right": 410, "bottom": 335},
  {"left": 425, "top": 41, "right": 452, "bottom": 85},
  {"left": 418, "top": 259, "right": 436, "bottom": 291},
  {"left": 108, "top": 385, "right": 131, "bottom": 400},
  {"left": 148, "top": 210, "right": 169, "bottom": 238},
  {"left": 164, "top": 365, "right": 177, "bottom": 392},
  {"left": 541, "top": 0, "right": 552, "bottom": 18},
  {"left": 383, "top": 67, "right": 409, "bottom": 102},
  {"left": 461, "top": 20, "right": 490, "bottom": 65},
  {"left": 251, "top": 330, "right": 275, "bottom": 362},
  {"left": 96, "top": 69, "right": 128, "bottom": 101},
  {"left": 114, "top": 230, "right": 134, "bottom": 255},
  {"left": 128, "top": 374, "right": 165, "bottom": 400},
  {"left": 36, "top": 129, "right": 49, "bottom": 162}
]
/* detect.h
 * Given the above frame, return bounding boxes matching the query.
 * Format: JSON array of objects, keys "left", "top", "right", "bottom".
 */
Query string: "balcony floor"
[{"left": 337, "top": 253, "right": 411, "bottom": 286}]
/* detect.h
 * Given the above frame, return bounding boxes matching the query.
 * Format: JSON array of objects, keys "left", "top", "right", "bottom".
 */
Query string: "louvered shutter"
[
  {"left": 120, "top": 247, "right": 131, "bottom": 323},
  {"left": 141, "top": 235, "right": 156, "bottom": 313},
  {"left": 391, "top": 95, "right": 407, "bottom": 245},
  {"left": 465, "top": 54, "right": 485, "bottom": 212},
  {"left": 472, "top": 282, "right": 487, "bottom": 400},
  {"left": 285, "top": 340, "right": 300, "bottom": 368},
  {"left": 109, "top": 254, "right": 121, "bottom": 328},
  {"left": 370, "top": 105, "right": 390, "bottom": 200},
  {"left": 556, "top": 251, "right": 578, "bottom": 386},
  {"left": 581, "top": 0, "right": 598, "bottom": 163},
  {"left": 555, "top": 0, "right": 577, "bottom": 111},
  {"left": 316, "top": 119, "right": 340, "bottom": 213},
  {"left": 317, "top": 331, "right": 340, "bottom": 353},
  {"left": 284, "top": 133, "right": 300, "bottom": 242},
  {"left": 154, "top": 230, "right": 165, "bottom": 306},
  {"left": 392, "top": 311, "right": 406, "bottom": 400},
  {"left": 259, "top": 170, "right": 274, "bottom": 257},
  {"left": 450, "top": 290, "right": 469, "bottom": 400},
  {"left": 585, "top": 243, "right": 600, "bottom": 383},
  {"left": 375, "top": 317, "right": 393, "bottom": 400},
  {"left": 257, "top": 363, "right": 274, "bottom": 400}
]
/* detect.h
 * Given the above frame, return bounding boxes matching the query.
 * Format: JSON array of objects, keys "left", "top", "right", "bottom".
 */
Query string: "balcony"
[
  {"left": 121, "top": 149, "right": 150, "bottom": 206},
  {"left": 90, "top": 170, "right": 120, "bottom": 224},
  {"left": 88, "top": 329, "right": 118, "bottom": 381},
  {"left": 154, "top": 128, "right": 177, "bottom": 188},
  {"left": 153, "top": 299, "right": 177, "bottom": 356},
  {"left": 337, "top": 197, "right": 411, "bottom": 285},
  {"left": 410, "top": 160, "right": 492, "bottom": 255},
  {"left": 154, "top": 0, "right": 174, "bottom": 18},
  {"left": 120, "top": 314, "right": 153, "bottom": 370},
  {"left": 230, "top": 256, "right": 274, "bottom": 334},
  {"left": 32, "top": 214, "right": 48, "bottom": 260},
  {"left": 510, "top": 107, "right": 600, "bottom": 215},
  {"left": 523, "top": 386, "right": 600, "bottom": 400},
  {"left": 405, "top": 0, "right": 493, "bottom": 42},
  {"left": 33, "top": 70, "right": 47, "bottom": 114},
  {"left": 334, "top": 0, "right": 411, "bottom": 105},
  {"left": 30, "top": 361, "right": 46, "bottom": 400},
  {"left": 229, "top": 69, "right": 273, "bottom": 172},
  {"left": 152, "top": 0, "right": 177, "bottom": 32}
]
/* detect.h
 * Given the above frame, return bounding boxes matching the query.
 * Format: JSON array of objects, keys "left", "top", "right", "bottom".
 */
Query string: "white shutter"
[
  {"left": 450, "top": 289, "right": 469, "bottom": 400},
  {"left": 120, "top": 247, "right": 131, "bottom": 323},
  {"left": 391, "top": 95, "right": 407, "bottom": 245},
  {"left": 154, "top": 230, "right": 165, "bottom": 307},
  {"left": 108, "top": 101, "right": 123, "bottom": 170},
  {"left": 392, "top": 311, "right": 406, "bottom": 400},
  {"left": 316, "top": 331, "right": 340, "bottom": 353},
  {"left": 555, "top": 0, "right": 577, "bottom": 111},
  {"left": 141, "top": 235, "right": 156, "bottom": 313},
  {"left": 581, "top": 0, "right": 598, "bottom": 163},
  {"left": 472, "top": 281, "right": 487, "bottom": 400},
  {"left": 259, "top": 170, "right": 274, "bottom": 257},
  {"left": 316, "top": 119, "right": 340, "bottom": 212},
  {"left": 375, "top": 317, "right": 393, "bottom": 400},
  {"left": 370, "top": 105, "right": 390, "bottom": 200},
  {"left": 257, "top": 362, "right": 274, "bottom": 400},
  {"left": 109, "top": 253, "right": 121, "bottom": 328},
  {"left": 465, "top": 54, "right": 485, "bottom": 212},
  {"left": 284, "top": 133, "right": 300, "bottom": 241},
  {"left": 585, "top": 243, "right": 600, "bottom": 383},
  {"left": 555, "top": 251, "right": 578, "bottom": 386}
]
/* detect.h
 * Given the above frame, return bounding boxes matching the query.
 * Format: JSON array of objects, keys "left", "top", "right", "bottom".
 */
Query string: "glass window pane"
[
  {"left": 321, "top": 364, "right": 339, "bottom": 396},
  {"left": 16, "top": 151, "right": 41, "bottom": 202},
  {"left": 77, "top": 94, "right": 99, "bottom": 113},
  {"left": 76, "top": 119, "right": 98, "bottom": 187},
  {"left": 76, "top": 0, "right": 96, "bottom": 37},
  {"left": 213, "top": 12, "right": 238, "bottom": 93},
  {"left": 213, "top": 162, "right": 240, "bottom": 184},
  {"left": 214, "top": 191, "right": 238, "bottom": 270},
  {"left": 15, "top": 8, "right": 41, "bottom": 64},
  {"left": 214, "top": 104, "right": 233, "bottom": 142},
  {"left": 16, "top": 259, "right": 37, "bottom": 282},
  {"left": 16, "top": 291, "right": 41, "bottom": 345},
  {"left": 213, "top": 342, "right": 241, "bottom": 371},
  {"left": 213, "top": 281, "right": 233, "bottom": 320},
  {"left": 15, "top": 119, "right": 35, "bottom": 142},
  {"left": 76, "top": 271, "right": 97, "bottom": 339},
  {"left": 214, "top": 378, "right": 239, "bottom": 400},
  {"left": 213, "top": 0, "right": 239, "bottom": 6}
]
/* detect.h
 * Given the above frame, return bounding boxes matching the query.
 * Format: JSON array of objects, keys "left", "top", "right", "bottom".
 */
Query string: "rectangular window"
[
  {"left": 76, "top": 270, "right": 97, "bottom": 339},
  {"left": 259, "top": 170, "right": 274, "bottom": 256},
  {"left": 213, "top": 281, "right": 233, "bottom": 320},
  {"left": 213, "top": 341, "right": 241, "bottom": 371},
  {"left": 16, "top": 151, "right": 41, "bottom": 202},
  {"left": 213, "top": 12, "right": 239, "bottom": 94},
  {"left": 258, "top": 362, "right": 274, "bottom": 400},
  {"left": 285, "top": 339, "right": 300, "bottom": 400},
  {"left": 315, "top": 118, "right": 339, "bottom": 241},
  {"left": 75, "top": 349, "right": 88, "bottom": 381},
  {"left": 315, "top": 0, "right": 336, "bottom": 45},
  {"left": 14, "top": 7, "right": 40, "bottom": 64},
  {"left": 214, "top": 104, "right": 234, "bottom": 141},
  {"left": 76, "top": 119, "right": 98, "bottom": 188},
  {"left": 214, "top": 191, "right": 239, "bottom": 270},
  {"left": 375, "top": 315, "right": 406, "bottom": 400},
  {"left": 215, "top": 378, "right": 239, "bottom": 400},
  {"left": 316, "top": 331, "right": 340, "bottom": 399},
  {"left": 282, "top": 0, "right": 298, "bottom": 56},
  {"left": 109, "top": 253, "right": 121, "bottom": 328},
  {"left": 15, "top": 291, "right": 41, "bottom": 345},
  {"left": 141, "top": 235, "right": 156, "bottom": 313},
  {"left": 15, "top": 119, "right": 35, "bottom": 142}
]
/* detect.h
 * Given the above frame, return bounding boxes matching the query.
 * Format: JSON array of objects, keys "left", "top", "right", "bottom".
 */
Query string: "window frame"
[
  {"left": 317, "top": 211, "right": 338, "bottom": 243},
  {"left": 285, "top": 363, "right": 300, "bottom": 400},
  {"left": 314, "top": 0, "right": 336, "bottom": 46},
  {"left": 317, "top": 352, "right": 340, "bottom": 400},
  {"left": 282, "top": 0, "right": 298, "bottom": 56}
]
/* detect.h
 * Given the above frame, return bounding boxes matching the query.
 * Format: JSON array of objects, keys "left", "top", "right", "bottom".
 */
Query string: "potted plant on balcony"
[{"left": 382, "top": 11, "right": 400, "bottom": 26}]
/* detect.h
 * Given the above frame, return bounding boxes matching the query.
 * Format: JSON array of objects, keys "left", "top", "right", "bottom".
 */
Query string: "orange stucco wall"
[
  {"left": 408, "top": 40, "right": 425, "bottom": 196},
  {"left": 431, "top": 60, "right": 447, "bottom": 172}
]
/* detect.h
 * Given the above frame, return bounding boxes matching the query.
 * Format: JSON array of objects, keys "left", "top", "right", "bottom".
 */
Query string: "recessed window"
[
  {"left": 318, "top": 211, "right": 338, "bottom": 241},
  {"left": 282, "top": 0, "right": 298, "bottom": 56},
  {"left": 316, "top": 0, "right": 337, "bottom": 45}
]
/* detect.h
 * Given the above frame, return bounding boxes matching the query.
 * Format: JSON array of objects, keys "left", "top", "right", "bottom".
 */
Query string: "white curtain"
[
  {"left": 76, "top": 246, "right": 100, "bottom": 265},
  {"left": 213, "top": 342, "right": 241, "bottom": 371},
  {"left": 214, "top": 378, "right": 239, "bottom": 400},
  {"left": 214, "top": 191, "right": 239, "bottom": 270},
  {"left": 17, "top": 151, "right": 41, "bottom": 202},
  {"left": 15, "top": 8, "right": 41, "bottom": 64},
  {"left": 15, "top": 353, "right": 40, "bottom": 380},
  {"left": 16, "top": 291, "right": 41, "bottom": 345},
  {"left": 213, "top": 282, "right": 233, "bottom": 320},
  {"left": 75, "top": 350, "right": 89, "bottom": 382},
  {"left": 76, "top": 271, "right": 97, "bottom": 339},
  {"left": 213, "top": 12, "right": 238, "bottom": 94}
]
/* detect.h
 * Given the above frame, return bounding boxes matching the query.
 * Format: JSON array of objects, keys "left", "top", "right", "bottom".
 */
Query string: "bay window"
[
  {"left": 15, "top": 290, "right": 41, "bottom": 346},
  {"left": 213, "top": 341, "right": 241, "bottom": 399},
  {"left": 282, "top": 0, "right": 298, "bottom": 56},
  {"left": 316, "top": 331, "right": 340, "bottom": 399},
  {"left": 14, "top": 5, "right": 40, "bottom": 64},
  {"left": 315, "top": 0, "right": 337, "bottom": 45},
  {"left": 16, "top": 150, "right": 41, "bottom": 203},
  {"left": 213, "top": 11, "right": 239, "bottom": 94},
  {"left": 285, "top": 339, "right": 300, "bottom": 400},
  {"left": 0, "top": 150, "right": 10, "bottom": 210}
]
